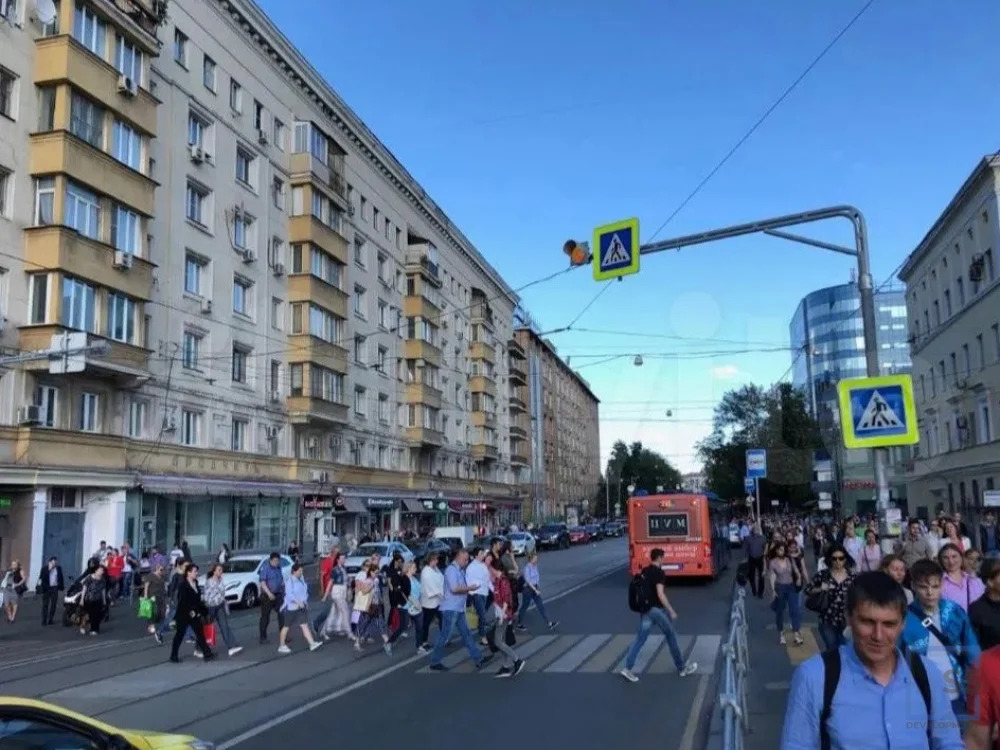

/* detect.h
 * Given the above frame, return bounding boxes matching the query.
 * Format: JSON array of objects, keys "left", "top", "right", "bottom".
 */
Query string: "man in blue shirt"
[
  {"left": 259, "top": 553, "right": 286, "bottom": 644},
  {"left": 781, "top": 571, "right": 963, "bottom": 750},
  {"left": 428, "top": 548, "right": 492, "bottom": 672}
]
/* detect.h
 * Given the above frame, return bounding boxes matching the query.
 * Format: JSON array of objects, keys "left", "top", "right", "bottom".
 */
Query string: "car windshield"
[
  {"left": 540, "top": 525, "right": 562, "bottom": 533},
  {"left": 222, "top": 559, "right": 261, "bottom": 574},
  {"left": 353, "top": 544, "right": 388, "bottom": 558},
  {"left": 405, "top": 540, "right": 426, "bottom": 551},
  {"left": 509, "top": 533, "right": 528, "bottom": 540}
]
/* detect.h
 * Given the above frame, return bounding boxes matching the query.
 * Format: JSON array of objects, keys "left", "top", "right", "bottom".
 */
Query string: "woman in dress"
[
  {"left": 1, "top": 561, "right": 26, "bottom": 623},
  {"left": 803, "top": 542, "right": 856, "bottom": 652}
]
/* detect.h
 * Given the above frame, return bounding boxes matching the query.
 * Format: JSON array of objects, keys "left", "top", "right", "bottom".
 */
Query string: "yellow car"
[{"left": 0, "top": 697, "right": 214, "bottom": 749}]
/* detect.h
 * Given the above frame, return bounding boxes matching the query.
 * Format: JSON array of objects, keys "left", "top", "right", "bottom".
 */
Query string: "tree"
[
  {"left": 697, "top": 383, "right": 823, "bottom": 509},
  {"left": 604, "top": 440, "right": 683, "bottom": 512}
]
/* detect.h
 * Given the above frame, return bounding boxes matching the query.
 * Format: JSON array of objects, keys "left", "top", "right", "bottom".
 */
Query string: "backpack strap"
[
  {"left": 819, "top": 649, "right": 841, "bottom": 750},
  {"left": 906, "top": 650, "right": 933, "bottom": 743}
]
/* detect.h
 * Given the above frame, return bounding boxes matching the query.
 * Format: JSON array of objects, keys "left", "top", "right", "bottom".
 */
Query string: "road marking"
[
  {"left": 689, "top": 634, "right": 722, "bottom": 674},
  {"left": 0, "top": 639, "right": 132, "bottom": 669},
  {"left": 616, "top": 634, "right": 663, "bottom": 673},
  {"left": 647, "top": 634, "right": 694, "bottom": 673},
  {"left": 578, "top": 634, "right": 632, "bottom": 673},
  {"left": 678, "top": 674, "right": 711, "bottom": 750},
  {"left": 546, "top": 634, "right": 611, "bottom": 673},
  {"left": 523, "top": 635, "right": 583, "bottom": 672},
  {"left": 217, "top": 562, "right": 626, "bottom": 749}
]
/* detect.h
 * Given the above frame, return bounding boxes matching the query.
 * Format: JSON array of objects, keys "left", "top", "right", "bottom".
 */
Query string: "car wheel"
[{"left": 241, "top": 584, "right": 258, "bottom": 608}]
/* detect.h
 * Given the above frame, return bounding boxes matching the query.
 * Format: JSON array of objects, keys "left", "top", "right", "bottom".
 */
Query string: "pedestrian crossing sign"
[
  {"left": 837, "top": 374, "right": 919, "bottom": 449},
  {"left": 593, "top": 217, "right": 640, "bottom": 281}
]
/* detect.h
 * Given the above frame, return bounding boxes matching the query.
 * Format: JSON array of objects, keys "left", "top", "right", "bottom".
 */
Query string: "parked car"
[
  {"left": 436, "top": 536, "right": 465, "bottom": 556},
  {"left": 197, "top": 553, "right": 294, "bottom": 608},
  {"left": 343, "top": 541, "right": 413, "bottom": 579},
  {"left": 568, "top": 527, "right": 591, "bottom": 545},
  {"left": 405, "top": 537, "right": 452, "bottom": 565},
  {"left": 507, "top": 531, "right": 536, "bottom": 556},
  {"left": 536, "top": 523, "right": 571, "bottom": 550},
  {"left": 473, "top": 534, "right": 508, "bottom": 552},
  {"left": 584, "top": 523, "right": 604, "bottom": 541}
]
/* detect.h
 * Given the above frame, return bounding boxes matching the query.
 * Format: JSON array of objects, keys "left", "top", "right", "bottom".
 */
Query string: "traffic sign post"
[
  {"left": 746, "top": 449, "right": 766, "bottom": 521},
  {"left": 837, "top": 374, "right": 919, "bottom": 449},
  {"left": 592, "top": 218, "right": 640, "bottom": 282},
  {"left": 743, "top": 477, "right": 755, "bottom": 494}
]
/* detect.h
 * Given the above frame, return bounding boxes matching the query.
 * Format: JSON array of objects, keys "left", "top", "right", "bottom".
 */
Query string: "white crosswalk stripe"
[{"left": 415, "top": 632, "right": 722, "bottom": 676}]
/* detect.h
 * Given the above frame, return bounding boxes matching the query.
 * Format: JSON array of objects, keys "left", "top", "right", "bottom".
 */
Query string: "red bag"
[
  {"left": 388, "top": 607, "right": 400, "bottom": 632},
  {"left": 203, "top": 622, "right": 216, "bottom": 648}
]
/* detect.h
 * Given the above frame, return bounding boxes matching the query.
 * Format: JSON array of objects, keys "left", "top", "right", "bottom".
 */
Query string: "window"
[
  {"left": 377, "top": 254, "right": 387, "bottom": 282},
  {"left": 233, "top": 276, "right": 252, "bottom": 316},
  {"left": 310, "top": 190, "right": 342, "bottom": 233},
  {"left": 978, "top": 397, "right": 993, "bottom": 444},
  {"left": 64, "top": 182, "right": 100, "bottom": 239},
  {"left": 35, "top": 385, "right": 57, "bottom": 427},
  {"left": 0, "top": 0, "right": 18, "bottom": 21},
  {"left": 289, "top": 363, "right": 304, "bottom": 396},
  {"left": 111, "top": 205, "right": 140, "bottom": 256},
  {"left": 235, "top": 147, "right": 254, "bottom": 187},
  {"left": 270, "top": 297, "right": 283, "bottom": 330},
  {"left": 253, "top": 100, "right": 264, "bottom": 130},
  {"left": 353, "top": 285, "right": 366, "bottom": 318},
  {"left": 106, "top": 292, "right": 136, "bottom": 343},
  {"left": 272, "top": 177, "right": 285, "bottom": 208},
  {"left": 203, "top": 56, "right": 216, "bottom": 91},
  {"left": 378, "top": 393, "right": 389, "bottom": 423},
  {"left": 185, "top": 181, "right": 209, "bottom": 226},
  {"left": 310, "top": 366, "right": 344, "bottom": 403},
  {"left": 184, "top": 253, "right": 205, "bottom": 295},
  {"left": 115, "top": 35, "right": 143, "bottom": 85},
  {"left": 128, "top": 399, "right": 146, "bottom": 438},
  {"left": 79, "top": 392, "right": 99, "bottom": 432},
  {"left": 173, "top": 29, "right": 188, "bottom": 66},
  {"left": 303, "top": 304, "right": 342, "bottom": 342},
  {"left": 33, "top": 177, "right": 54, "bottom": 225},
  {"left": 354, "top": 386, "right": 366, "bottom": 416},
  {"left": 28, "top": 274, "right": 48, "bottom": 324},
  {"left": 182, "top": 330, "right": 201, "bottom": 369},
  {"left": 229, "top": 79, "right": 242, "bottom": 112},
  {"left": 269, "top": 236, "right": 284, "bottom": 268},
  {"left": 233, "top": 212, "right": 254, "bottom": 249},
  {"left": 269, "top": 359, "right": 280, "bottom": 393},
  {"left": 377, "top": 299, "right": 388, "bottom": 329},
  {"left": 977, "top": 334, "right": 985, "bottom": 370},
  {"left": 73, "top": 3, "right": 106, "bottom": 58},
  {"left": 187, "top": 111, "right": 209, "bottom": 147},
  {"left": 273, "top": 118, "right": 285, "bottom": 150},
  {"left": 943, "top": 290, "right": 951, "bottom": 318},
  {"left": 354, "top": 237, "right": 365, "bottom": 266},
  {"left": 301, "top": 244, "right": 343, "bottom": 287},
  {"left": 0, "top": 66, "right": 17, "bottom": 119},
  {"left": 986, "top": 249, "right": 996, "bottom": 283},
  {"left": 376, "top": 346, "right": 387, "bottom": 373},
  {"left": 962, "top": 343, "right": 971, "bottom": 378},
  {"left": 181, "top": 409, "right": 201, "bottom": 446},
  {"left": 112, "top": 119, "right": 141, "bottom": 170},
  {"left": 353, "top": 335, "right": 365, "bottom": 364},
  {"left": 61, "top": 277, "right": 96, "bottom": 332},
  {"left": 231, "top": 418, "right": 248, "bottom": 451},
  {"left": 0, "top": 166, "right": 9, "bottom": 218}
]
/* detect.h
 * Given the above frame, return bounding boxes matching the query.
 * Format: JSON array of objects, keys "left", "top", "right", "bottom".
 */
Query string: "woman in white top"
[
  {"left": 465, "top": 548, "right": 493, "bottom": 646},
  {"left": 857, "top": 529, "right": 883, "bottom": 572},
  {"left": 841, "top": 522, "right": 864, "bottom": 568},
  {"left": 925, "top": 518, "right": 943, "bottom": 556},
  {"left": 417, "top": 553, "right": 444, "bottom": 653},
  {"left": 942, "top": 519, "right": 972, "bottom": 554}
]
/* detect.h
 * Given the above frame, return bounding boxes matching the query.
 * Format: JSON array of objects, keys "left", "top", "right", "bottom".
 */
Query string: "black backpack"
[
  {"left": 819, "top": 648, "right": 931, "bottom": 750},
  {"left": 627, "top": 572, "right": 653, "bottom": 613}
]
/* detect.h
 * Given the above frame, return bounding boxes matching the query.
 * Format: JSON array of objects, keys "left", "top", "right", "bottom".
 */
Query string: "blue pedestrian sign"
[
  {"left": 592, "top": 217, "right": 640, "bottom": 282},
  {"left": 837, "top": 374, "right": 919, "bottom": 449},
  {"left": 744, "top": 477, "right": 755, "bottom": 494},
  {"left": 746, "top": 449, "right": 767, "bottom": 479}
]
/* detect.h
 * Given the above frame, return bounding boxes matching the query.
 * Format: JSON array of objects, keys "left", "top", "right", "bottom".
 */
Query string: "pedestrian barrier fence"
[{"left": 719, "top": 583, "right": 750, "bottom": 750}]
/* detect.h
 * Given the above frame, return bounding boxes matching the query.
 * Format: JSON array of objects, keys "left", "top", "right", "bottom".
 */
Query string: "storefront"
[
  {"left": 331, "top": 495, "right": 366, "bottom": 540},
  {"left": 401, "top": 498, "right": 445, "bottom": 534},
  {"left": 361, "top": 496, "right": 400, "bottom": 538},
  {"left": 301, "top": 494, "right": 337, "bottom": 558}
]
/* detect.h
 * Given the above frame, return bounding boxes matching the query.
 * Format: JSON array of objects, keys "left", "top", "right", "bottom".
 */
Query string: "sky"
[{"left": 257, "top": 0, "right": 1000, "bottom": 474}]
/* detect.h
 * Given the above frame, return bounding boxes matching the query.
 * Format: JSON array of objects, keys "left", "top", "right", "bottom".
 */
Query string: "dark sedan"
[
  {"left": 585, "top": 523, "right": 604, "bottom": 541},
  {"left": 405, "top": 537, "right": 452, "bottom": 564},
  {"left": 536, "top": 524, "right": 570, "bottom": 550}
]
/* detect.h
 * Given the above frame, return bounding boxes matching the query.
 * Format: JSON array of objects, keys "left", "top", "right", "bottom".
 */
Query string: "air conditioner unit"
[
  {"left": 161, "top": 416, "right": 176, "bottom": 432},
  {"left": 242, "top": 249, "right": 256, "bottom": 264},
  {"left": 272, "top": 262, "right": 286, "bottom": 277},
  {"left": 257, "top": 129, "right": 269, "bottom": 145},
  {"left": 310, "top": 469, "right": 329, "bottom": 483},
  {"left": 265, "top": 425, "right": 279, "bottom": 439},
  {"left": 307, "top": 436, "right": 318, "bottom": 450},
  {"left": 17, "top": 405, "right": 41, "bottom": 425},
  {"left": 347, "top": 205, "right": 356, "bottom": 217},
  {"left": 200, "top": 299, "right": 213, "bottom": 314},
  {"left": 113, "top": 250, "right": 133, "bottom": 269},
  {"left": 117, "top": 75, "right": 138, "bottom": 97},
  {"left": 268, "top": 390, "right": 280, "bottom": 404},
  {"left": 188, "top": 144, "right": 204, "bottom": 164}
]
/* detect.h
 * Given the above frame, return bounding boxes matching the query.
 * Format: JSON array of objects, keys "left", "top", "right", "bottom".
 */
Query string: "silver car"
[{"left": 507, "top": 531, "right": 536, "bottom": 557}]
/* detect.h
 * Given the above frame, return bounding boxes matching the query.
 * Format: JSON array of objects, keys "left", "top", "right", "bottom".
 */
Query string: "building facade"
[
  {"left": 0, "top": 0, "right": 527, "bottom": 580},
  {"left": 789, "top": 282, "right": 912, "bottom": 514},
  {"left": 515, "top": 328, "right": 600, "bottom": 521},
  {"left": 899, "top": 155, "right": 1000, "bottom": 520}
]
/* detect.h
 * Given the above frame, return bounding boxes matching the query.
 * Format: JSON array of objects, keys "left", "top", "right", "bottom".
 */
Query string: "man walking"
[
  {"left": 259, "top": 552, "right": 286, "bottom": 644},
  {"left": 428, "top": 548, "right": 492, "bottom": 672},
  {"left": 38, "top": 556, "right": 64, "bottom": 626}
]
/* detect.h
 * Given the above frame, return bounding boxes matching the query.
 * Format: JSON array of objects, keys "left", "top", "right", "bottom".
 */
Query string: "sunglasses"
[{"left": 831, "top": 555, "right": 847, "bottom": 561}]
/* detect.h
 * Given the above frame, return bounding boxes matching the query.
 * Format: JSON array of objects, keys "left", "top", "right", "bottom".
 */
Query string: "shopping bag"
[
  {"left": 465, "top": 605, "right": 478, "bottom": 630},
  {"left": 203, "top": 622, "right": 216, "bottom": 648},
  {"left": 137, "top": 597, "right": 154, "bottom": 619},
  {"left": 388, "top": 607, "right": 400, "bottom": 632}
]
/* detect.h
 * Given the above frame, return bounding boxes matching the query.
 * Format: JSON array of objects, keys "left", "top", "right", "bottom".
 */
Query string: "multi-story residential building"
[
  {"left": 789, "top": 281, "right": 911, "bottom": 514},
  {"left": 516, "top": 327, "right": 600, "bottom": 520},
  {"left": 899, "top": 154, "right": 1000, "bottom": 520},
  {"left": 0, "top": 0, "right": 526, "bottom": 579}
]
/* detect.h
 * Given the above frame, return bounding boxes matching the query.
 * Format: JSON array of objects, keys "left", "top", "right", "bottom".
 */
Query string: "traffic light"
[{"left": 563, "top": 239, "right": 589, "bottom": 266}]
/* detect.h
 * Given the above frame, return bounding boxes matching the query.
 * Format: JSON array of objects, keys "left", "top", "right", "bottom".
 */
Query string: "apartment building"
[
  {"left": 899, "top": 154, "right": 1000, "bottom": 519},
  {"left": 516, "top": 327, "right": 600, "bottom": 520},
  {"left": 0, "top": 0, "right": 525, "bottom": 579}
]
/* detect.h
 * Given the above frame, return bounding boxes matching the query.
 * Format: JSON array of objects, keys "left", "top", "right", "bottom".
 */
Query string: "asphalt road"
[{"left": 0, "top": 539, "right": 651, "bottom": 745}]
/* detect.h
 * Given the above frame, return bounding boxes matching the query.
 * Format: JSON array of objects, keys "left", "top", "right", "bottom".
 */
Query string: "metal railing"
[{"left": 720, "top": 584, "right": 750, "bottom": 750}]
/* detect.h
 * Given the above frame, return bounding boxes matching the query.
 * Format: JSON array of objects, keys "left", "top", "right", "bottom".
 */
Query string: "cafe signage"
[
  {"left": 366, "top": 497, "right": 398, "bottom": 509},
  {"left": 302, "top": 495, "right": 334, "bottom": 511}
]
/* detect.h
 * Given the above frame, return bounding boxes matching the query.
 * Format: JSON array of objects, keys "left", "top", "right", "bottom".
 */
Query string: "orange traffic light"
[{"left": 563, "top": 240, "right": 588, "bottom": 266}]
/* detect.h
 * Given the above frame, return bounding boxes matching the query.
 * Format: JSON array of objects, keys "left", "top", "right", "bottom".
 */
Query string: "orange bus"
[{"left": 627, "top": 491, "right": 731, "bottom": 580}]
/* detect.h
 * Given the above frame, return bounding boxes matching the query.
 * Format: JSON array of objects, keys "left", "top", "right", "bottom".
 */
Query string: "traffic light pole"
[{"left": 582, "top": 204, "right": 890, "bottom": 513}]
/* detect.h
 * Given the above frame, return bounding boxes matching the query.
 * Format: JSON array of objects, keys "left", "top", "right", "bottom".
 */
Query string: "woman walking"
[
  {"left": 939, "top": 542, "right": 985, "bottom": 612},
  {"left": 80, "top": 566, "right": 109, "bottom": 635},
  {"left": 488, "top": 557, "right": 525, "bottom": 678},
  {"left": 278, "top": 563, "right": 323, "bottom": 654},
  {"left": 143, "top": 562, "right": 167, "bottom": 637},
  {"left": 767, "top": 542, "right": 803, "bottom": 646},
  {"left": 1, "top": 561, "right": 26, "bottom": 623},
  {"left": 516, "top": 552, "right": 557, "bottom": 631},
  {"left": 352, "top": 560, "right": 390, "bottom": 654},
  {"left": 321, "top": 552, "right": 350, "bottom": 639},
  {"left": 386, "top": 559, "right": 420, "bottom": 648},
  {"left": 804, "top": 542, "right": 855, "bottom": 651},
  {"left": 169, "top": 563, "right": 214, "bottom": 663},
  {"left": 418, "top": 553, "right": 444, "bottom": 653},
  {"left": 857, "top": 528, "right": 883, "bottom": 572},
  {"left": 203, "top": 563, "right": 243, "bottom": 656}
]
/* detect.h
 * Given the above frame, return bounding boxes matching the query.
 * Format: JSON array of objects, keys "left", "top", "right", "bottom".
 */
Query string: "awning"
[
  {"left": 140, "top": 475, "right": 305, "bottom": 497},
  {"left": 333, "top": 496, "right": 367, "bottom": 514},
  {"left": 402, "top": 498, "right": 431, "bottom": 513}
]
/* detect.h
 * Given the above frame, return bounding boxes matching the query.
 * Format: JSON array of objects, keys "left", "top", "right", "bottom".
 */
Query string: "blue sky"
[{"left": 258, "top": 0, "right": 1000, "bottom": 473}]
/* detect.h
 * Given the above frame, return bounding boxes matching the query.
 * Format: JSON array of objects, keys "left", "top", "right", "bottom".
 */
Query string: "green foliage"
[
  {"left": 697, "top": 383, "right": 823, "bottom": 508},
  {"left": 604, "top": 440, "right": 683, "bottom": 509}
]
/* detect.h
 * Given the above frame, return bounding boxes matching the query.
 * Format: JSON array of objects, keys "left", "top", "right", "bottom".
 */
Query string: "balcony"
[
  {"left": 405, "top": 426, "right": 444, "bottom": 447},
  {"left": 509, "top": 395, "right": 527, "bottom": 412},
  {"left": 468, "top": 375, "right": 496, "bottom": 397},
  {"left": 286, "top": 334, "right": 349, "bottom": 374},
  {"left": 469, "top": 340, "right": 495, "bottom": 364},
  {"left": 288, "top": 151, "right": 349, "bottom": 206},
  {"left": 24, "top": 226, "right": 153, "bottom": 301},
  {"left": 470, "top": 410, "right": 497, "bottom": 428},
  {"left": 287, "top": 274, "right": 348, "bottom": 319},
  {"left": 288, "top": 215, "right": 347, "bottom": 263},
  {"left": 18, "top": 325, "right": 150, "bottom": 376},
  {"left": 34, "top": 36, "right": 159, "bottom": 135},
  {"left": 404, "top": 250, "right": 441, "bottom": 288},
  {"left": 471, "top": 300, "right": 494, "bottom": 330},
  {"left": 30, "top": 131, "right": 156, "bottom": 216},
  {"left": 403, "top": 339, "right": 442, "bottom": 367},
  {"left": 403, "top": 382, "right": 442, "bottom": 410},
  {"left": 511, "top": 453, "right": 529, "bottom": 467},
  {"left": 403, "top": 294, "right": 439, "bottom": 321},
  {"left": 509, "top": 423, "right": 527, "bottom": 440},
  {"left": 509, "top": 361, "right": 527, "bottom": 386},
  {"left": 508, "top": 337, "right": 526, "bottom": 359},
  {"left": 286, "top": 396, "right": 348, "bottom": 426},
  {"left": 471, "top": 442, "right": 499, "bottom": 462}
]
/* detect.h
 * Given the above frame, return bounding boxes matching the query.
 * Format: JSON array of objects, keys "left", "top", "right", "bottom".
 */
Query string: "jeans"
[
  {"left": 259, "top": 593, "right": 285, "bottom": 640},
  {"left": 774, "top": 583, "right": 802, "bottom": 632},
  {"left": 156, "top": 603, "right": 175, "bottom": 637},
  {"left": 209, "top": 605, "right": 238, "bottom": 649},
  {"left": 624, "top": 608, "right": 684, "bottom": 672},
  {"left": 120, "top": 571, "right": 134, "bottom": 599},
  {"left": 517, "top": 588, "right": 550, "bottom": 626},
  {"left": 429, "top": 609, "right": 482, "bottom": 667},
  {"left": 817, "top": 621, "right": 847, "bottom": 652},
  {"left": 471, "top": 595, "right": 489, "bottom": 639}
]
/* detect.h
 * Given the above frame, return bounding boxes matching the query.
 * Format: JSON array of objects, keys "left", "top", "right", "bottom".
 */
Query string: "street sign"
[
  {"left": 592, "top": 217, "right": 640, "bottom": 281},
  {"left": 836, "top": 374, "right": 918, "bottom": 449},
  {"left": 745, "top": 448, "right": 767, "bottom": 479},
  {"left": 743, "top": 477, "right": 755, "bottom": 494}
]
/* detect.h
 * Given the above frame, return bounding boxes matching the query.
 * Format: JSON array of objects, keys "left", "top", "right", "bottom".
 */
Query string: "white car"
[
  {"left": 343, "top": 542, "right": 413, "bottom": 579},
  {"left": 197, "top": 553, "right": 294, "bottom": 608},
  {"left": 507, "top": 531, "right": 536, "bottom": 557}
]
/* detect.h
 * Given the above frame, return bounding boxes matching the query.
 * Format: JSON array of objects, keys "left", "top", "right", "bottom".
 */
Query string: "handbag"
[
  {"left": 353, "top": 589, "right": 372, "bottom": 613},
  {"left": 137, "top": 597, "right": 154, "bottom": 619},
  {"left": 805, "top": 588, "right": 830, "bottom": 614}
]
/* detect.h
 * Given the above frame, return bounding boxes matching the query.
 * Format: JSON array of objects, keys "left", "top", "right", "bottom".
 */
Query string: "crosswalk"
[{"left": 416, "top": 632, "right": 722, "bottom": 676}]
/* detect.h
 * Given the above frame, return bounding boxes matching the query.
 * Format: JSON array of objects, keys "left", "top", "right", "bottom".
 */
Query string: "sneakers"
[
  {"left": 547, "top": 621, "right": 559, "bottom": 630},
  {"left": 428, "top": 663, "right": 448, "bottom": 672},
  {"left": 679, "top": 662, "right": 698, "bottom": 677},
  {"left": 309, "top": 641, "right": 324, "bottom": 652},
  {"left": 494, "top": 667, "right": 512, "bottom": 679},
  {"left": 383, "top": 642, "right": 392, "bottom": 656},
  {"left": 513, "top": 659, "right": 526, "bottom": 676},
  {"left": 228, "top": 646, "right": 243, "bottom": 657},
  {"left": 793, "top": 633, "right": 804, "bottom": 646},
  {"left": 779, "top": 633, "right": 787, "bottom": 646},
  {"left": 277, "top": 645, "right": 291, "bottom": 654},
  {"left": 619, "top": 668, "right": 639, "bottom": 683}
]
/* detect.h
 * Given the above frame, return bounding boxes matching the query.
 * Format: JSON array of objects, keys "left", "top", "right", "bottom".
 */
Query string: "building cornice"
[{"left": 214, "top": 0, "right": 518, "bottom": 308}]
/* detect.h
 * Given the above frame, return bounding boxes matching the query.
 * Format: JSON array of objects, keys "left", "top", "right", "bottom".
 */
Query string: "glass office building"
[{"left": 789, "top": 282, "right": 911, "bottom": 515}]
